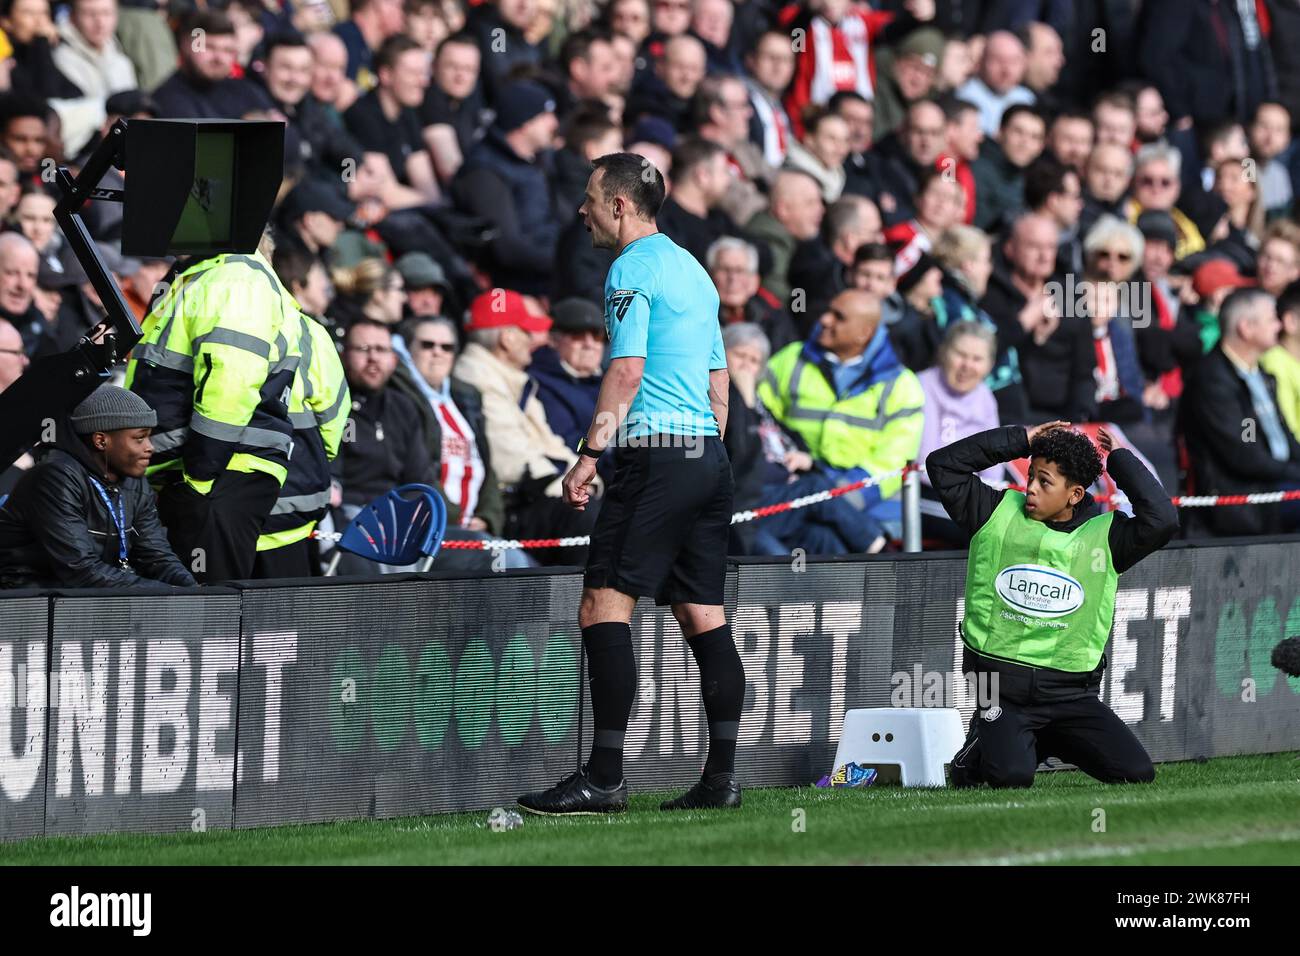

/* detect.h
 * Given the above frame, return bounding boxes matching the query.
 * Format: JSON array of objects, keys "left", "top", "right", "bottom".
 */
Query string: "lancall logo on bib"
[{"left": 995, "top": 565, "right": 1086, "bottom": 618}]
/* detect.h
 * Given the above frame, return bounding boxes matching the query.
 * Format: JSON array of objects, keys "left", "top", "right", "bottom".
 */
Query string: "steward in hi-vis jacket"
[
  {"left": 252, "top": 311, "right": 349, "bottom": 578},
  {"left": 126, "top": 249, "right": 302, "bottom": 583}
]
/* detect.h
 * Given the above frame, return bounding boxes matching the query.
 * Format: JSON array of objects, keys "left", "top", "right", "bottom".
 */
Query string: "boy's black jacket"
[{"left": 926, "top": 425, "right": 1179, "bottom": 693}]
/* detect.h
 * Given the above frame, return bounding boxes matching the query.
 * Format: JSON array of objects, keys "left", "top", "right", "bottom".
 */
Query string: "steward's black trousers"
[
  {"left": 158, "top": 471, "right": 280, "bottom": 584},
  {"left": 952, "top": 646, "right": 1156, "bottom": 788}
]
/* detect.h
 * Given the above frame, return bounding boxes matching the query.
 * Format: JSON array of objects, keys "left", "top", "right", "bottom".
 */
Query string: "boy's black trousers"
[{"left": 952, "top": 646, "right": 1156, "bottom": 788}]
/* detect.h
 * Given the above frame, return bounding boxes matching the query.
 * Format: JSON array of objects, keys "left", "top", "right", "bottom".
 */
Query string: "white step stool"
[{"left": 831, "top": 708, "right": 966, "bottom": 788}]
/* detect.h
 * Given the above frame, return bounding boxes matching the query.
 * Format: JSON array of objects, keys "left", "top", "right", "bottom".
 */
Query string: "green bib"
[{"left": 962, "top": 491, "right": 1118, "bottom": 672}]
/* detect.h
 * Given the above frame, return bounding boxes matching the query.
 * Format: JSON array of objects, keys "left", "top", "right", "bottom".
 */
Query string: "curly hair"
[{"left": 1028, "top": 429, "right": 1102, "bottom": 488}]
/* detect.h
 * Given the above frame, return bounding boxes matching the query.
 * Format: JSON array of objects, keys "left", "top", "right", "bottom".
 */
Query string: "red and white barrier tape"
[
  {"left": 1169, "top": 488, "right": 1300, "bottom": 507},
  {"left": 995, "top": 484, "right": 1300, "bottom": 509},
  {"left": 439, "top": 467, "right": 907, "bottom": 551},
  {"left": 727, "top": 466, "right": 907, "bottom": 526},
  {"left": 315, "top": 464, "right": 1300, "bottom": 551},
  {"left": 315, "top": 467, "right": 911, "bottom": 550}
]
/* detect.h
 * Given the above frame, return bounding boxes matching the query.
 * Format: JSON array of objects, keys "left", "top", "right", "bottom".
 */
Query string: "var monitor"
[{"left": 121, "top": 118, "right": 285, "bottom": 258}]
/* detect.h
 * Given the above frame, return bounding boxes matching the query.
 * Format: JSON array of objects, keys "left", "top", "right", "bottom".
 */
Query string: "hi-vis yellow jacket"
[
  {"left": 757, "top": 330, "right": 924, "bottom": 498},
  {"left": 125, "top": 252, "right": 302, "bottom": 494},
  {"left": 256, "top": 313, "right": 349, "bottom": 552}
]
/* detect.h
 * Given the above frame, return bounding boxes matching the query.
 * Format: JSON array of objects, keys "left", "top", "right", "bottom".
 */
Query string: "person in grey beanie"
[{"left": 0, "top": 385, "right": 198, "bottom": 591}]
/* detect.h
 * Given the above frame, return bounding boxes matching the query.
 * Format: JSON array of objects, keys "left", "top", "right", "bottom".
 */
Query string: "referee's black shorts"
[{"left": 584, "top": 435, "right": 733, "bottom": 606}]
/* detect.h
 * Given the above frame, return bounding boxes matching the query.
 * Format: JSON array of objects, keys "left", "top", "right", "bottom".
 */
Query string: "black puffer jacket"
[
  {"left": 0, "top": 424, "right": 197, "bottom": 591},
  {"left": 451, "top": 129, "right": 559, "bottom": 294}
]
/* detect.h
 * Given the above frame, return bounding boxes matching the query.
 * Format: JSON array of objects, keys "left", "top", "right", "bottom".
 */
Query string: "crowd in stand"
[{"left": 1, "top": 0, "right": 1300, "bottom": 585}]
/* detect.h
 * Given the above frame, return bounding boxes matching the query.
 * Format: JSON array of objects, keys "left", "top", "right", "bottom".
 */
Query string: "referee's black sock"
[
  {"left": 687, "top": 624, "right": 745, "bottom": 779},
  {"left": 582, "top": 621, "right": 636, "bottom": 789}
]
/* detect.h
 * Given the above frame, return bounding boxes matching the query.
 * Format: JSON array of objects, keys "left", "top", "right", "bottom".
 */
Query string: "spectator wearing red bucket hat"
[{"left": 452, "top": 288, "right": 601, "bottom": 560}]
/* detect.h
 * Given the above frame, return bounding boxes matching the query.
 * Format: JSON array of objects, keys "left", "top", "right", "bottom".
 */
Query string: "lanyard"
[{"left": 87, "top": 476, "right": 129, "bottom": 570}]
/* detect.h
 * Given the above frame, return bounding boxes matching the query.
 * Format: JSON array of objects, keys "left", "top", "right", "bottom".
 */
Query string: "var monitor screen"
[
  {"left": 122, "top": 119, "right": 283, "bottom": 258},
  {"left": 172, "top": 130, "right": 235, "bottom": 252}
]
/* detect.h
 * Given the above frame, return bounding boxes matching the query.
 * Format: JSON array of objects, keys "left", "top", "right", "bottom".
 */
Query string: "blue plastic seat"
[{"left": 336, "top": 483, "right": 447, "bottom": 569}]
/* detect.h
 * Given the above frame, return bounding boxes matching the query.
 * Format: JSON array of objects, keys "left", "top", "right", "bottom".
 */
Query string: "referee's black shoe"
[
  {"left": 517, "top": 767, "right": 628, "bottom": 816},
  {"left": 660, "top": 773, "right": 742, "bottom": 810}
]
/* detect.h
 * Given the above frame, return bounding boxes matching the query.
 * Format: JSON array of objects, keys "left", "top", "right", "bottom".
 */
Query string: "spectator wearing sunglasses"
[
  {"left": 452, "top": 289, "right": 601, "bottom": 564},
  {"left": 397, "top": 315, "right": 529, "bottom": 569},
  {"left": 1124, "top": 143, "right": 1207, "bottom": 261}
]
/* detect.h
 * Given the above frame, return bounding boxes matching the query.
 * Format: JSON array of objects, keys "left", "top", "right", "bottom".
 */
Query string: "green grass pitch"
[{"left": 6, "top": 753, "right": 1299, "bottom": 865}]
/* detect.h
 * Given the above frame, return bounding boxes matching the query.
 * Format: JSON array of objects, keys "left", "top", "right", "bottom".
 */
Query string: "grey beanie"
[{"left": 70, "top": 385, "right": 158, "bottom": 435}]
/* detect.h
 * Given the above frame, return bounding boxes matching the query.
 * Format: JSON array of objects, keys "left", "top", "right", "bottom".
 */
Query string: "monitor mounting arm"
[{"left": 0, "top": 119, "right": 139, "bottom": 471}]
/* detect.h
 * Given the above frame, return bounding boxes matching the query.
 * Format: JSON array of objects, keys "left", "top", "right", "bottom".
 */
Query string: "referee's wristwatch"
[{"left": 576, "top": 437, "right": 604, "bottom": 459}]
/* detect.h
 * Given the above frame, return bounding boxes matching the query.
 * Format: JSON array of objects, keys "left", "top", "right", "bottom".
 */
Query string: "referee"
[{"left": 518, "top": 153, "right": 744, "bottom": 815}]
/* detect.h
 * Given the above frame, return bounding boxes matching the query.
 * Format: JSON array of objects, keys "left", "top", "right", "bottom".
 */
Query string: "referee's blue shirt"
[{"left": 603, "top": 232, "right": 724, "bottom": 441}]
